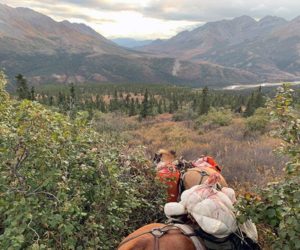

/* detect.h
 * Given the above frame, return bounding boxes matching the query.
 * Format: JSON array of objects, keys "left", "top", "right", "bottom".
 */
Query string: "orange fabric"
[
  {"left": 197, "top": 156, "right": 221, "bottom": 172},
  {"left": 205, "top": 156, "right": 218, "bottom": 168},
  {"left": 156, "top": 164, "right": 180, "bottom": 202}
]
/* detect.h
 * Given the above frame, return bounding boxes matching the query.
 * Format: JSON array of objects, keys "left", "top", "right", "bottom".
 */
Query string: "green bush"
[
  {"left": 195, "top": 107, "right": 233, "bottom": 130},
  {"left": 172, "top": 107, "right": 197, "bottom": 121},
  {"left": 245, "top": 108, "right": 269, "bottom": 133},
  {"left": 236, "top": 85, "right": 300, "bottom": 250},
  {"left": 0, "top": 72, "right": 166, "bottom": 249}
]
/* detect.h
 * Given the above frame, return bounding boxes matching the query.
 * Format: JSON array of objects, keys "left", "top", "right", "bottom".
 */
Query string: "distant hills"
[
  {"left": 0, "top": 3, "right": 299, "bottom": 86},
  {"left": 112, "top": 38, "right": 153, "bottom": 48},
  {"left": 138, "top": 15, "right": 300, "bottom": 82}
]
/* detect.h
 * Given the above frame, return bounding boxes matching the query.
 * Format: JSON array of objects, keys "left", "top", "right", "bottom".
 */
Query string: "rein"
[{"left": 117, "top": 224, "right": 197, "bottom": 250}]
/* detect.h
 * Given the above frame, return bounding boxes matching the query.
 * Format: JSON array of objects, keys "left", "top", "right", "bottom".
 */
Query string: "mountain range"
[
  {"left": 138, "top": 15, "right": 300, "bottom": 82},
  {"left": 0, "top": 3, "right": 299, "bottom": 86}
]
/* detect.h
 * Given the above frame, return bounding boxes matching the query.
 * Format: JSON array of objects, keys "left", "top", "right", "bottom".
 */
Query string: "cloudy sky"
[{"left": 1, "top": 0, "right": 300, "bottom": 39}]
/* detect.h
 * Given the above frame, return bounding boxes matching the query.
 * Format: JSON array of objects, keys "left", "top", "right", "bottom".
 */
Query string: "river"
[{"left": 222, "top": 81, "right": 300, "bottom": 90}]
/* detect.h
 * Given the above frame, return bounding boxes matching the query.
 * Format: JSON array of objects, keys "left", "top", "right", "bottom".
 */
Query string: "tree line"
[{"left": 15, "top": 74, "right": 266, "bottom": 119}]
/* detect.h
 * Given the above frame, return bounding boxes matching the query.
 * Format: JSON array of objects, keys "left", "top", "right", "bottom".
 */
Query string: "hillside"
[
  {"left": 139, "top": 15, "right": 300, "bottom": 82},
  {"left": 0, "top": 4, "right": 258, "bottom": 86}
]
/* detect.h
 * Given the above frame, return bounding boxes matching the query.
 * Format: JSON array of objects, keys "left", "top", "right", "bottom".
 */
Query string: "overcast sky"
[{"left": 1, "top": 0, "right": 300, "bottom": 39}]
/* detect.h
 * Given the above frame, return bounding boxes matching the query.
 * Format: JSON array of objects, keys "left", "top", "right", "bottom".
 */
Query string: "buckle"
[{"left": 151, "top": 228, "right": 165, "bottom": 238}]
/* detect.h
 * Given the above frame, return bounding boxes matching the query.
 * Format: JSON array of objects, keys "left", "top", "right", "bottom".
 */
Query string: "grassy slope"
[{"left": 117, "top": 113, "right": 285, "bottom": 189}]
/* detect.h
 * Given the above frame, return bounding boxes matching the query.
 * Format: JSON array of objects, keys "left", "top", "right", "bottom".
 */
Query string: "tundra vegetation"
[
  {"left": 0, "top": 71, "right": 166, "bottom": 249},
  {"left": 237, "top": 85, "right": 300, "bottom": 250},
  {"left": 1, "top": 72, "right": 299, "bottom": 249}
]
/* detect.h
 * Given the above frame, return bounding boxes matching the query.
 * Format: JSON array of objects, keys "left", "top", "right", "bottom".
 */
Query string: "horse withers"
[{"left": 182, "top": 156, "right": 228, "bottom": 190}]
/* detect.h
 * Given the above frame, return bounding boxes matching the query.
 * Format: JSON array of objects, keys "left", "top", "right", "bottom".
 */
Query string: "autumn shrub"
[
  {"left": 245, "top": 108, "right": 269, "bottom": 133},
  {"left": 0, "top": 72, "right": 165, "bottom": 249},
  {"left": 172, "top": 107, "right": 197, "bottom": 121},
  {"left": 236, "top": 85, "right": 300, "bottom": 250},
  {"left": 196, "top": 107, "right": 233, "bottom": 130},
  {"left": 91, "top": 111, "right": 138, "bottom": 134}
]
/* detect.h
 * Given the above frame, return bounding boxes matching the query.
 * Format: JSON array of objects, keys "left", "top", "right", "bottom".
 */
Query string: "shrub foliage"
[
  {"left": 245, "top": 108, "right": 269, "bottom": 133},
  {"left": 237, "top": 84, "right": 300, "bottom": 250},
  {"left": 196, "top": 107, "right": 233, "bottom": 130},
  {"left": 0, "top": 72, "right": 165, "bottom": 249}
]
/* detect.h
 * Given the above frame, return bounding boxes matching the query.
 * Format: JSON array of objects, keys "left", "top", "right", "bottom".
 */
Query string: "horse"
[
  {"left": 153, "top": 149, "right": 228, "bottom": 198},
  {"left": 117, "top": 223, "right": 206, "bottom": 250}
]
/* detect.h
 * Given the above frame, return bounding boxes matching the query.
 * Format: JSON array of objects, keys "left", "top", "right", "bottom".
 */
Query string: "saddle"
[
  {"left": 194, "top": 226, "right": 261, "bottom": 250},
  {"left": 171, "top": 219, "right": 260, "bottom": 250},
  {"left": 167, "top": 216, "right": 260, "bottom": 250},
  {"left": 174, "top": 224, "right": 206, "bottom": 250}
]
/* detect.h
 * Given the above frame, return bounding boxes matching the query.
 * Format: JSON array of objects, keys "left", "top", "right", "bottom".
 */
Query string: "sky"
[{"left": 1, "top": 0, "right": 300, "bottom": 40}]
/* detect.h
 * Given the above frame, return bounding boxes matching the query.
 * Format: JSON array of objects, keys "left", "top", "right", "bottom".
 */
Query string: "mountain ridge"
[
  {"left": 137, "top": 15, "right": 300, "bottom": 82},
  {"left": 0, "top": 4, "right": 260, "bottom": 86}
]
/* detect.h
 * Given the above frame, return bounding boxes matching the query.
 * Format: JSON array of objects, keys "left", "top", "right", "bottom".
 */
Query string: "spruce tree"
[
  {"left": 244, "top": 92, "right": 255, "bottom": 117},
  {"left": 255, "top": 86, "right": 264, "bottom": 109},
  {"left": 30, "top": 86, "right": 36, "bottom": 101},
  {"left": 172, "top": 94, "right": 179, "bottom": 112},
  {"left": 69, "top": 83, "right": 76, "bottom": 118},
  {"left": 70, "top": 83, "right": 76, "bottom": 109},
  {"left": 16, "top": 74, "right": 29, "bottom": 100},
  {"left": 140, "top": 89, "right": 150, "bottom": 118},
  {"left": 157, "top": 99, "right": 163, "bottom": 114},
  {"left": 48, "top": 96, "right": 54, "bottom": 106},
  {"left": 129, "top": 98, "right": 136, "bottom": 116},
  {"left": 200, "top": 86, "right": 209, "bottom": 115},
  {"left": 163, "top": 99, "right": 167, "bottom": 113}
]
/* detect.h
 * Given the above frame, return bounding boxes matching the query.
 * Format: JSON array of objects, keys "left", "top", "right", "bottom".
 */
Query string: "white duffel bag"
[{"left": 164, "top": 173, "right": 238, "bottom": 238}]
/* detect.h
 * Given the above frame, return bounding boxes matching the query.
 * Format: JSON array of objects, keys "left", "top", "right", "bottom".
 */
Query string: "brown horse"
[
  {"left": 153, "top": 149, "right": 228, "bottom": 194},
  {"left": 118, "top": 223, "right": 206, "bottom": 250},
  {"left": 182, "top": 167, "right": 228, "bottom": 190}
]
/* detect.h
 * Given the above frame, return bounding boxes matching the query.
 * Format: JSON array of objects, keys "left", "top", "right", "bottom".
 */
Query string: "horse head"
[{"left": 153, "top": 149, "right": 176, "bottom": 165}]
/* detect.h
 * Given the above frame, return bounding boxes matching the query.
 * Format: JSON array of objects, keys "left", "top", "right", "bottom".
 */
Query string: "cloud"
[
  {"left": 3, "top": 0, "right": 300, "bottom": 22},
  {"left": 1, "top": 0, "right": 300, "bottom": 39},
  {"left": 141, "top": 0, "right": 300, "bottom": 21},
  {"left": 15, "top": 0, "right": 299, "bottom": 22}
]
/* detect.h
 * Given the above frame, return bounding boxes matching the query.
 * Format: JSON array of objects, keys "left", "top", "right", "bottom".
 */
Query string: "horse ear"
[
  {"left": 153, "top": 153, "right": 161, "bottom": 163},
  {"left": 170, "top": 150, "right": 176, "bottom": 156}
]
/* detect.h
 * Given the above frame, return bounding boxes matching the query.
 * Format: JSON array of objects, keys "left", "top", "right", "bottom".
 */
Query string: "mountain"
[
  {"left": 139, "top": 15, "right": 300, "bottom": 82},
  {"left": 0, "top": 4, "right": 126, "bottom": 55},
  {"left": 112, "top": 38, "right": 153, "bottom": 48},
  {"left": 0, "top": 4, "right": 259, "bottom": 86}
]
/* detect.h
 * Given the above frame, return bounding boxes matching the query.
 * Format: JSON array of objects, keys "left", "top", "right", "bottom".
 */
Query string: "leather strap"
[
  {"left": 174, "top": 224, "right": 206, "bottom": 250},
  {"left": 198, "top": 170, "right": 209, "bottom": 185}
]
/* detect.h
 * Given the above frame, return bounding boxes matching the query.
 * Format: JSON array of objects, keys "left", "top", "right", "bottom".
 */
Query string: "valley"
[{"left": 1, "top": 2, "right": 300, "bottom": 249}]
